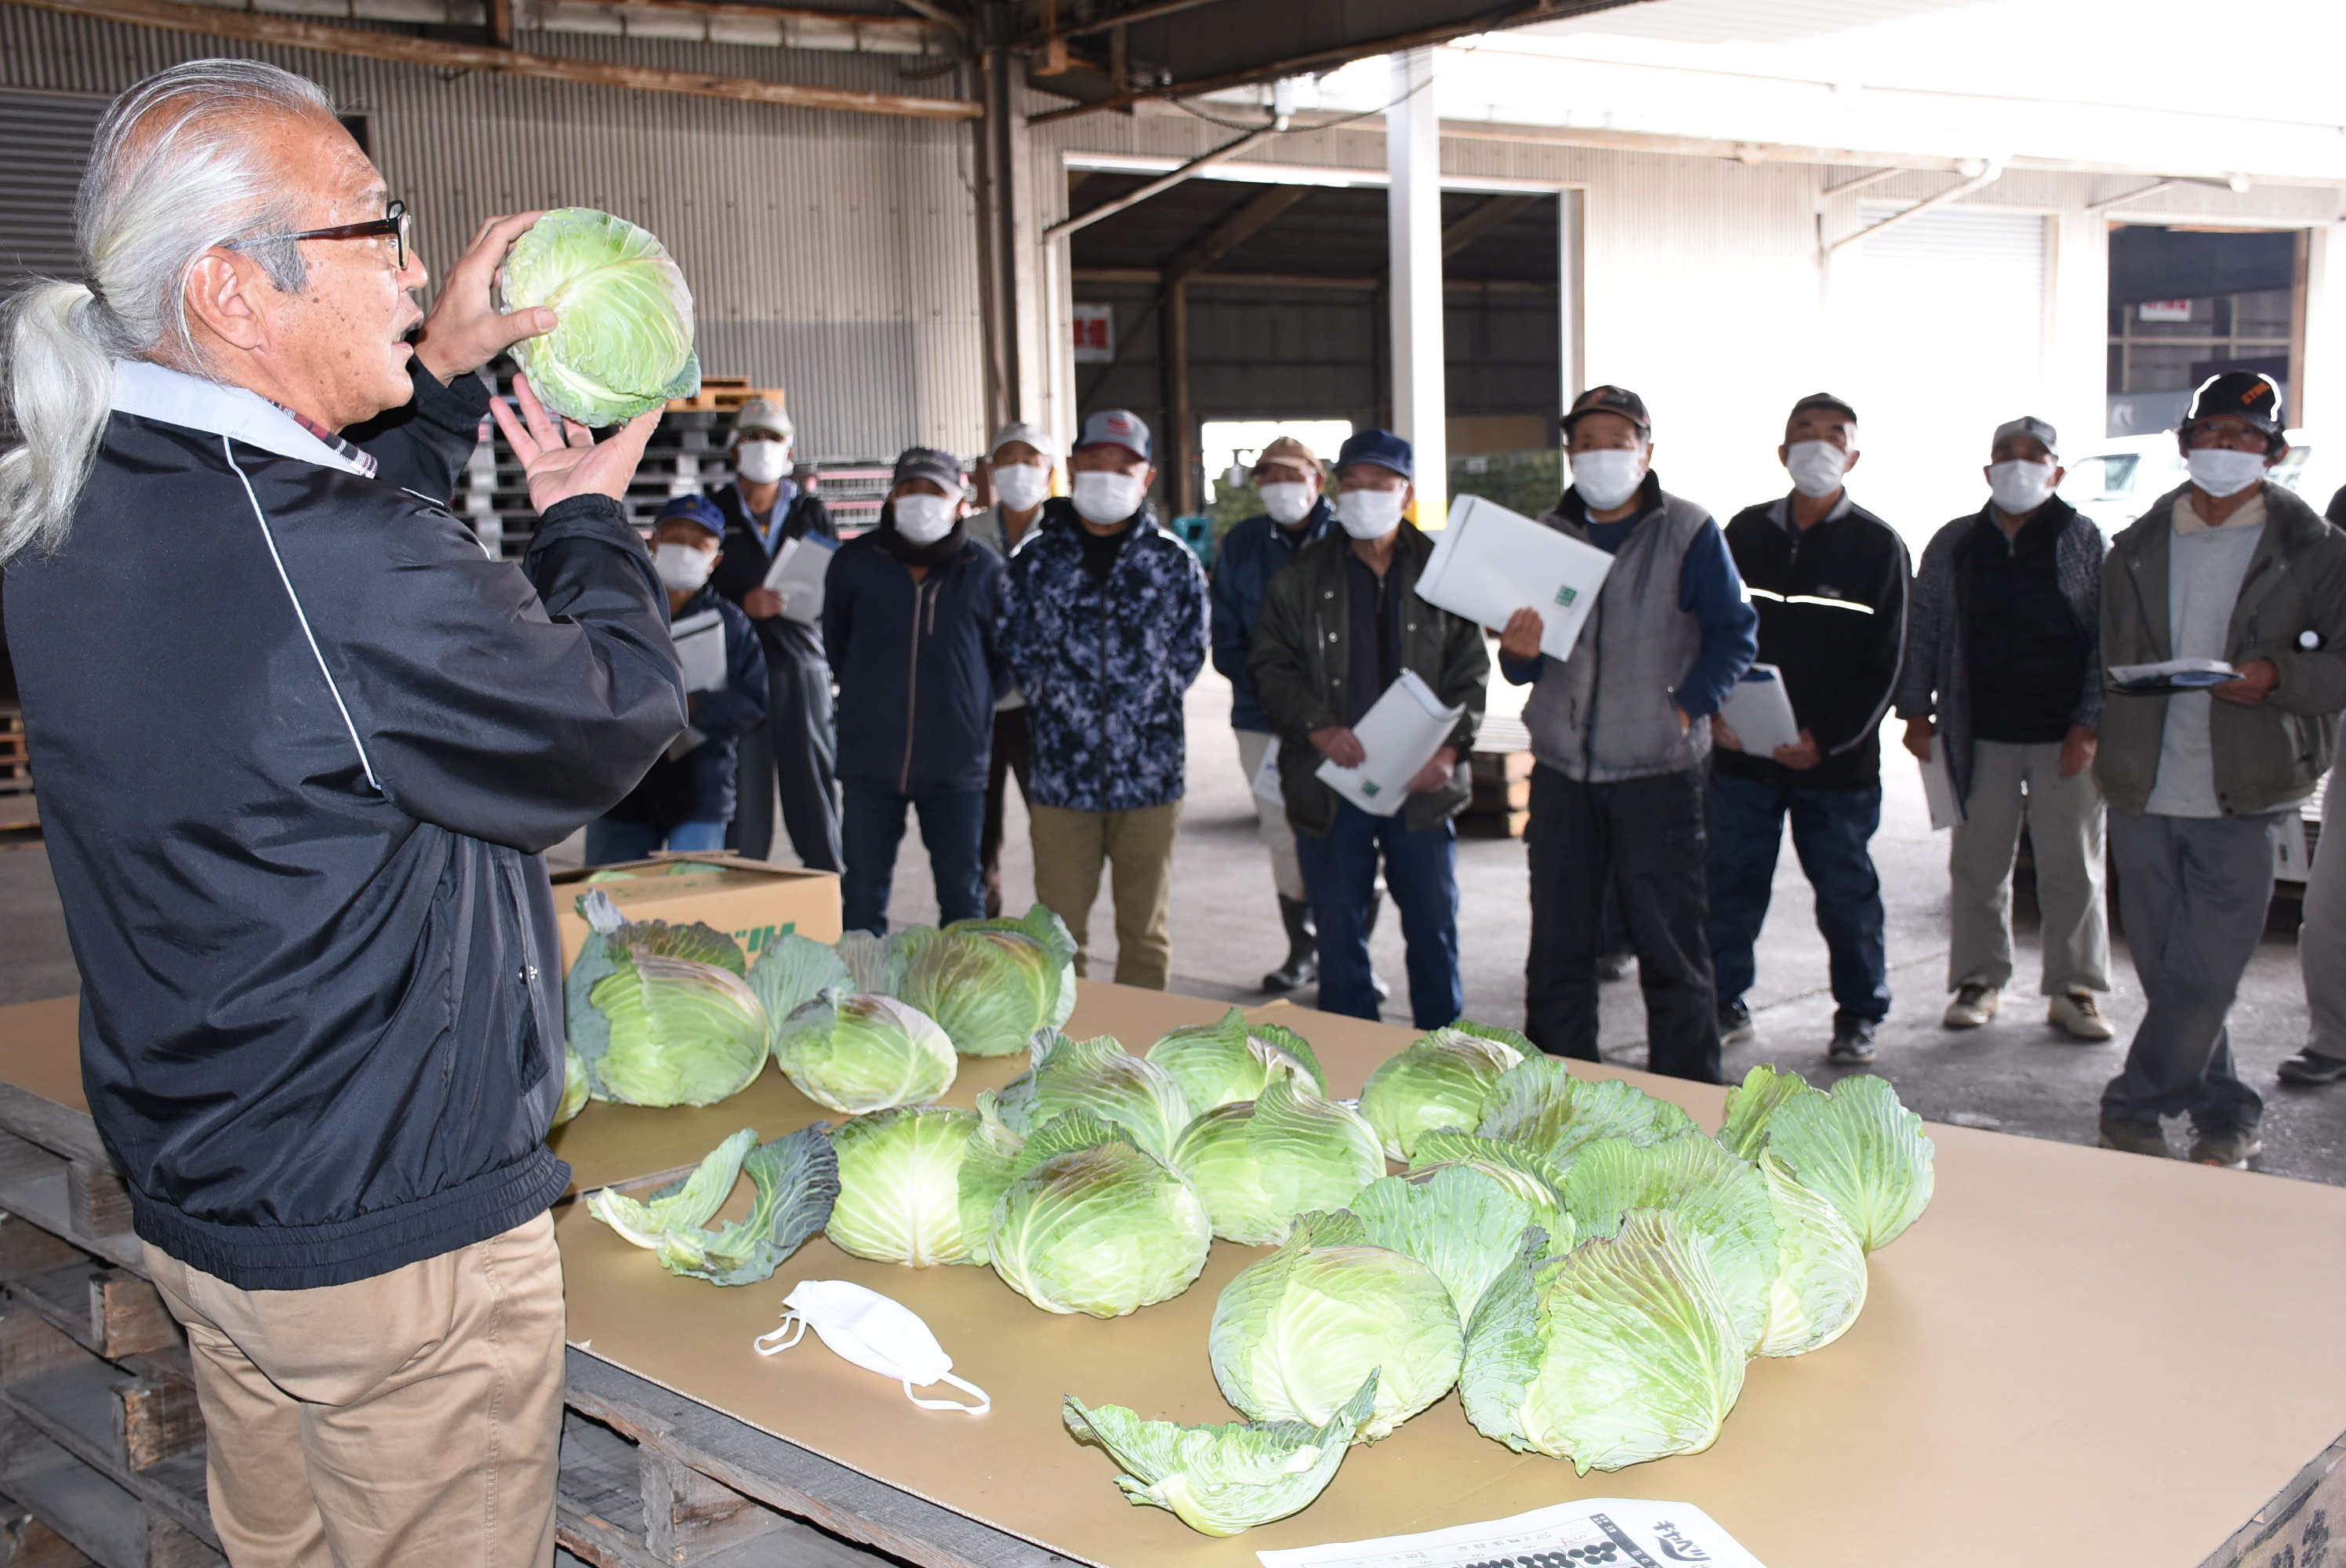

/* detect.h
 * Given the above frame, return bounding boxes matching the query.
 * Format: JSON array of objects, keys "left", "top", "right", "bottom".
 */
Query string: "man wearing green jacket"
[
  {"left": 1250, "top": 430, "right": 1488, "bottom": 1028},
  {"left": 2096, "top": 372, "right": 2346, "bottom": 1167}
]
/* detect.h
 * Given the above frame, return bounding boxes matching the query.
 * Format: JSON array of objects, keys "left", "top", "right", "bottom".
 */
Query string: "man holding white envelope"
[{"left": 1251, "top": 430, "right": 1488, "bottom": 1029}]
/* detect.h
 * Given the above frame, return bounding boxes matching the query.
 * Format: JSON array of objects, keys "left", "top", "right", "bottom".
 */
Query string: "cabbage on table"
[
  {"left": 1358, "top": 1022, "right": 1527, "bottom": 1160},
  {"left": 1347, "top": 1164, "right": 1563, "bottom": 1329},
  {"left": 770, "top": 990, "right": 955, "bottom": 1115},
  {"left": 1405, "top": 1130, "right": 1571, "bottom": 1236},
  {"left": 1475, "top": 1057, "right": 1696, "bottom": 1175},
  {"left": 586, "top": 1125, "right": 837, "bottom": 1287},
  {"left": 744, "top": 928, "right": 852, "bottom": 1025},
  {"left": 978, "top": 1106, "right": 1212, "bottom": 1318},
  {"left": 894, "top": 905, "right": 1079, "bottom": 1057},
  {"left": 1720, "top": 1066, "right": 1935, "bottom": 1252},
  {"left": 1062, "top": 1370, "right": 1379, "bottom": 1537},
  {"left": 825, "top": 1105, "right": 982, "bottom": 1267},
  {"left": 996, "top": 1032, "right": 1193, "bottom": 1163},
  {"left": 503, "top": 208, "right": 700, "bottom": 426},
  {"left": 1168, "top": 1071, "right": 1384, "bottom": 1245},
  {"left": 1147, "top": 1007, "right": 1327, "bottom": 1111},
  {"left": 1752, "top": 1149, "right": 1868, "bottom": 1356},
  {"left": 565, "top": 893, "right": 765, "bottom": 1107},
  {"left": 1561, "top": 1132, "right": 1780, "bottom": 1356}
]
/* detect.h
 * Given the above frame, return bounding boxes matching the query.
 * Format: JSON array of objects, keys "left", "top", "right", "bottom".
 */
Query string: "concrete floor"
[{"left": 7, "top": 665, "right": 2344, "bottom": 1185}]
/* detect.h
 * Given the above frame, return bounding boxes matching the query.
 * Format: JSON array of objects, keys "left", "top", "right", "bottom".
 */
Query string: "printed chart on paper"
[{"left": 1256, "top": 1498, "right": 1766, "bottom": 1568}]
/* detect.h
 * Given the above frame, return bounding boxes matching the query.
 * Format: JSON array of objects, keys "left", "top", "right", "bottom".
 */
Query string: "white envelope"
[
  {"left": 668, "top": 607, "right": 728, "bottom": 693},
  {"left": 1415, "top": 493, "right": 1614, "bottom": 664},
  {"left": 761, "top": 534, "right": 837, "bottom": 626},
  {"left": 1314, "top": 670, "right": 1465, "bottom": 818},
  {"left": 1717, "top": 663, "right": 1800, "bottom": 757},
  {"left": 1919, "top": 735, "right": 1966, "bottom": 830}
]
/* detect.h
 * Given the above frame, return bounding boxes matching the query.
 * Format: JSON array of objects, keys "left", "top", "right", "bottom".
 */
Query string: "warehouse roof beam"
[{"left": 151, "top": 0, "right": 953, "bottom": 51}]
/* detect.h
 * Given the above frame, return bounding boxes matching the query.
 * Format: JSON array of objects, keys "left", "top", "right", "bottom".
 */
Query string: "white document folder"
[
  {"left": 668, "top": 608, "right": 728, "bottom": 693},
  {"left": 1414, "top": 493, "right": 1614, "bottom": 663},
  {"left": 1716, "top": 662, "right": 1800, "bottom": 757},
  {"left": 1920, "top": 735, "right": 1966, "bottom": 830},
  {"left": 1314, "top": 670, "right": 1465, "bottom": 818},
  {"left": 761, "top": 534, "right": 837, "bottom": 626}
]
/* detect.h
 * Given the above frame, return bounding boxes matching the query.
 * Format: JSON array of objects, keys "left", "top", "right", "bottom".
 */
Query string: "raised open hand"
[{"left": 489, "top": 372, "right": 659, "bottom": 514}]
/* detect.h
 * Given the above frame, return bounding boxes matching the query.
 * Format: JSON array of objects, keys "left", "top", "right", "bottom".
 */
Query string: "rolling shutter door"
[{"left": 0, "top": 91, "right": 107, "bottom": 285}]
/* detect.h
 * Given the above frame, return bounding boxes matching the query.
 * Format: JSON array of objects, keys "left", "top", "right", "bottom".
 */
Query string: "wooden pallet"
[{"left": 1462, "top": 745, "right": 1534, "bottom": 838}]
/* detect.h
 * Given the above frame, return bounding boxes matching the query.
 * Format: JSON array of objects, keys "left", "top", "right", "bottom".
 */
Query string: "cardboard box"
[{"left": 550, "top": 853, "right": 839, "bottom": 969}]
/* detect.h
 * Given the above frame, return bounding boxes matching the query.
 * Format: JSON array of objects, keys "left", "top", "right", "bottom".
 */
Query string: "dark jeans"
[
  {"left": 2101, "top": 808, "right": 2277, "bottom": 1136},
  {"left": 1525, "top": 764, "right": 1720, "bottom": 1083},
  {"left": 980, "top": 706, "right": 1034, "bottom": 919},
  {"left": 1293, "top": 800, "right": 1462, "bottom": 1032},
  {"left": 583, "top": 818, "right": 727, "bottom": 866},
  {"left": 731, "top": 659, "right": 842, "bottom": 873},
  {"left": 841, "top": 783, "right": 986, "bottom": 936},
  {"left": 1705, "top": 770, "right": 1890, "bottom": 1026}
]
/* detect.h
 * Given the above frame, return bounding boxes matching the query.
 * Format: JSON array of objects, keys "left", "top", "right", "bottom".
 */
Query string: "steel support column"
[
  {"left": 975, "top": 45, "right": 1043, "bottom": 439},
  {"left": 1385, "top": 47, "right": 1446, "bottom": 526}
]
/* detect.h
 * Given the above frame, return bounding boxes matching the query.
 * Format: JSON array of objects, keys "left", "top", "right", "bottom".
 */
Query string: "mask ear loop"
[
  {"left": 753, "top": 1316, "right": 808, "bottom": 1356},
  {"left": 903, "top": 1373, "right": 990, "bottom": 1414}
]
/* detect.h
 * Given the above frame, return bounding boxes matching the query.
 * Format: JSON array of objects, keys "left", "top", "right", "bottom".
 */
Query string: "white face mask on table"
[
  {"left": 653, "top": 543, "right": 715, "bottom": 593},
  {"left": 1335, "top": 486, "right": 1405, "bottom": 539},
  {"left": 735, "top": 440, "right": 791, "bottom": 485},
  {"left": 991, "top": 461, "right": 1051, "bottom": 513},
  {"left": 1785, "top": 440, "right": 1850, "bottom": 499},
  {"left": 1259, "top": 481, "right": 1316, "bottom": 526},
  {"left": 892, "top": 492, "right": 959, "bottom": 546},
  {"left": 2186, "top": 446, "right": 2269, "bottom": 499},
  {"left": 1070, "top": 468, "right": 1146, "bottom": 525},
  {"left": 1570, "top": 448, "right": 1647, "bottom": 512},
  {"left": 1986, "top": 459, "right": 2057, "bottom": 517},
  {"left": 754, "top": 1279, "right": 989, "bottom": 1413}
]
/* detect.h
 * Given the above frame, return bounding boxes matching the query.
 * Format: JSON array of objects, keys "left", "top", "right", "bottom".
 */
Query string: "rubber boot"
[
  {"left": 1365, "top": 889, "right": 1392, "bottom": 1002},
  {"left": 1262, "top": 897, "right": 1317, "bottom": 993}
]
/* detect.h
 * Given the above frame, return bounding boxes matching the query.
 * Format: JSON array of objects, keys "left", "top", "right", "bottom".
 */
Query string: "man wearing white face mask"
[
  {"left": 1899, "top": 416, "right": 2112, "bottom": 1045},
  {"left": 587, "top": 495, "right": 769, "bottom": 863},
  {"left": 2093, "top": 373, "right": 2346, "bottom": 1165},
  {"left": 968, "top": 422, "right": 1057, "bottom": 916},
  {"left": 1495, "top": 385, "right": 1757, "bottom": 1083},
  {"left": 823, "top": 447, "right": 1007, "bottom": 934},
  {"left": 1710, "top": 394, "right": 1908, "bottom": 1066},
  {"left": 999, "top": 409, "right": 1209, "bottom": 988},
  {"left": 1210, "top": 434, "right": 1338, "bottom": 993},
  {"left": 708, "top": 397, "right": 844, "bottom": 874}
]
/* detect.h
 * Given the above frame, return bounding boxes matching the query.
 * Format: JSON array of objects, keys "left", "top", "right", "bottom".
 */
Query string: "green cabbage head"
[
  {"left": 1459, "top": 1209, "right": 1745, "bottom": 1473},
  {"left": 986, "top": 1109, "right": 1212, "bottom": 1318},
  {"left": 1148, "top": 1007, "right": 1327, "bottom": 1111},
  {"left": 895, "top": 905, "right": 1079, "bottom": 1057},
  {"left": 583, "top": 949, "right": 767, "bottom": 1107},
  {"left": 1753, "top": 1149, "right": 1867, "bottom": 1356},
  {"left": 554, "top": 1046, "right": 590, "bottom": 1127},
  {"left": 1406, "top": 1130, "right": 1571, "bottom": 1237},
  {"left": 1475, "top": 1057, "right": 1696, "bottom": 1175},
  {"left": 1168, "top": 1071, "right": 1385, "bottom": 1245},
  {"left": 744, "top": 928, "right": 851, "bottom": 1025},
  {"left": 503, "top": 208, "right": 699, "bottom": 426},
  {"left": 1722, "top": 1067, "right": 1935, "bottom": 1251},
  {"left": 825, "top": 1105, "right": 981, "bottom": 1267},
  {"left": 1359, "top": 1022, "right": 1526, "bottom": 1160},
  {"left": 771, "top": 990, "right": 956, "bottom": 1115},
  {"left": 1562, "top": 1131, "right": 1780, "bottom": 1356},
  {"left": 1210, "top": 1212, "right": 1463, "bottom": 1441},
  {"left": 1062, "top": 1370, "right": 1378, "bottom": 1537},
  {"left": 997, "top": 1031, "right": 1193, "bottom": 1162},
  {"left": 586, "top": 1124, "right": 838, "bottom": 1287},
  {"left": 1348, "top": 1164, "right": 1562, "bottom": 1329}
]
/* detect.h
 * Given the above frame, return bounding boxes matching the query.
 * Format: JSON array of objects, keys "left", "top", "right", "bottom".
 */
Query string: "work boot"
[
  {"left": 1942, "top": 982, "right": 2000, "bottom": 1029},
  {"left": 2278, "top": 1047, "right": 2346, "bottom": 1085},
  {"left": 2048, "top": 989, "right": 2115, "bottom": 1041},
  {"left": 1262, "top": 897, "right": 1317, "bottom": 993},
  {"left": 1716, "top": 1000, "right": 1756, "bottom": 1047},
  {"left": 2096, "top": 1116, "right": 2173, "bottom": 1159},
  {"left": 2188, "top": 1127, "right": 2264, "bottom": 1169},
  {"left": 1365, "top": 891, "right": 1391, "bottom": 1002},
  {"left": 1828, "top": 1018, "right": 1879, "bottom": 1065}
]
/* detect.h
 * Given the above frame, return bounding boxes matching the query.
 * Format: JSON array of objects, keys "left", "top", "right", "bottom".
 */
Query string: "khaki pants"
[
  {"left": 1233, "top": 729, "right": 1306, "bottom": 904},
  {"left": 144, "top": 1214, "right": 566, "bottom": 1568},
  {"left": 1030, "top": 800, "right": 1182, "bottom": 989},
  {"left": 1948, "top": 738, "right": 2110, "bottom": 996}
]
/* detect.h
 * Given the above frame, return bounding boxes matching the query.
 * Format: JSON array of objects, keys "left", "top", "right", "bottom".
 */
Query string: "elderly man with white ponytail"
[{"left": 0, "top": 60, "right": 685, "bottom": 1563}]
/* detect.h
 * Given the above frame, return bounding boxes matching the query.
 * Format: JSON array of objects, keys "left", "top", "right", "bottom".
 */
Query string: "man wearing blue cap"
[
  {"left": 999, "top": 410, "right": 1208, "bottom": 988},
  {"left": 1251, "top": 430, "right": 1488, "bottom": 1027},
  {"left": 585, "top": 495, "right": 768, "bottom": 862}
]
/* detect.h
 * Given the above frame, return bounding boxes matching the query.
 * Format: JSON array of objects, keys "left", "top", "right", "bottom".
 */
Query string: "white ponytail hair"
[{"left": 0, "top": 59, "right": 336, "bottom": 564}]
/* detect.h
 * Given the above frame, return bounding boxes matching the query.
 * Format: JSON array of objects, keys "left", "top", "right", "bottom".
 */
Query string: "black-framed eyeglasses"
[{"left": 232, "top": 199, "right": 412, "bottom": 270}]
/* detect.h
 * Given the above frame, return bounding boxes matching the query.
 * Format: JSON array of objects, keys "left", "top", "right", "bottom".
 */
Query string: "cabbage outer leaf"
[
  {"left": 1561, "top": 1132, "right": 1780, "bottom": 1356},
  {"left": 505, "top": 209, "right": 699, "bottom": 426},
  {"left": 554, "top": 1046, "right": 591, "bottom": 1127},
  {"left": 1461, "top": 1208, "right": 1744, "bottom": 1473},
  {"left": 1349, "top": 1165, "right": 1545, "bottom": 1328},
  {"left": 910, "top": 904, "right": 1079, "bottom": 1046},
  {"left": 745, "top": 931, "right": 851, "bottom": 1028},
  {"left": 1717, "top": 1063, "right": 1821, "bottom": 1160},
  {"left": 1360, "top": 1024, "right": 1526, "bottom": 1160},
  {"left": 954, "top": 1091, "right": 1030, "bottom": 1267},
  {"left": 1209, "top": 1236, "right": 1462, "bottom": 1440},
  {"left": 988, "top": 1135, "right": 1211, "bottom": 1317},
  {"left": 1764, "top": 1073, "right": 1935, "bottom": 1251},
  {"left": 1168, "top": 1073, "right": 1384, "bottom": 1245},
  {"left": 771, "top": 990, "right": 956, "bottom": 1115},
  {"left": 826, "top": 1105, "right": 981, "bottom": 1266},
  {"left": 1753, "top": 1150, "right": 1868, "bottom": 1356},
  {"left": 1406, "top": 1131, "right": 1571, "bottom": 1235},
  {"left": 1475, "top": 1058, "right": 1695, "bottom": 1174},
  {"left": 834, "top": 930, "right": 910, "bottom": 995},
  {"left": 1062, "top": 1370, "right": 1378, "bottom": 1537},
  {"left": 586, "top": 1126, "right": 837, "bottom": 1287},
  {"left": 997, "top": 1032, "right": 1193, "bottom": 1160},
  {"left": 586, "top": 951, "right": 768, "bottom": 1106},
  {"left": 1148, "top": 1007, "right": 1328, "bottom": 1111}
]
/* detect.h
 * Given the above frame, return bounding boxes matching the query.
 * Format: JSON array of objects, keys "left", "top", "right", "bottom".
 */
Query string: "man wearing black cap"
[
  {"left": 1709, "top": 394, "right": 1908, "bottom": 1065},
  {"left": 1495, "top": 386, "right": 1758, "bottom": 1083},
  {"left": 2095, "top": 372, "right": 2346, "bottom": 1166},
  {"left": 823, "top": 447, "right": 1007, "bottom": 933}
]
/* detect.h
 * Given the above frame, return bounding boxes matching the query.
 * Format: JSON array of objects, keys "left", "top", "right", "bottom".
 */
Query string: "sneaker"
[
  {"left": 2188, "top": 1127, "right": 2264, "bottom": 1168},
  {"left": 1596, "top": 951, "right": 1635, "bottom": 983},
  {"left": 1828, "top": 1020, "right": 1878, "bottom": 1065},
  {"left": 1942, "top": 982, "right": 2000, "bottom": 1029},
  {"left": 2048, "top": 990, "right": 2115, "bottom": 1041},
  {"left": 2096, "top": 1116, "right": 2173, "bottom": 1159},
  {"left": 1370, "top": 971, "right": 1391, "bottom": 1003},
  {"left": 2279, "top": 1048, "right": 2346, "bottom": 1085},
  {"left": 1716, "top": 1000, "right": 1756, "bottom": 1047}
]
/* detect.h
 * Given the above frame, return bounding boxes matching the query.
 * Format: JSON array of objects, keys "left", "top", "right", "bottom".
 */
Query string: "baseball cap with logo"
[
  {"left": 1991, "top": 416, "right": 2061, "bottom": 460},
  {"left": 734, "top": 396, "right": 793, "bottom": 442},
  {"left": 656, "top": 492, "right": 727, "bottom": 542},
  {"left": 1075, "top": 408, "right": 1152, "bottom": 462},
  {"left": 1561, "top": 384, "right": 1652, "bottom": 439},
  {"left": 2185, "top": 372, "right": 2285, "bottom": 448}
]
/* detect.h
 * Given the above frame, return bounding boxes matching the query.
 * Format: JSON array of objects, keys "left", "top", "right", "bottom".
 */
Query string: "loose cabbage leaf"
[
  {"left": 1063, "top": 1370, "right": 1378, "bottom": 1537},
  {"left": 586, "top": 1125, "right": 837, "bottom": 1287},
  {"left": 996, "top": 1031, "right": 1194, "bottom": 1160},
  {"left": 771, "top": 990, "right": 956, "bottom": 1115},
  {"left": 826, "top": 1105, "right": 982, "bottom": 1267},
  {"left": 503, "top": 208, "right": 699, "bottom": 426},
  {"left": 1459, "top": 1208, "right": 1744, "bottom": 1473},
  {"left": 1360, "top": 1023, "right": 1527, "bottom": 1160},
  {"left": 1168, "top": 1073, "right": 1385, "bottom": 1246},
  {"left": 1763, "top": 1074, "right": 1936, "bottom": 1252},
  {"left": 1754, "top": 1151, "right": 1868, "bottom": 1356},
  {"left": 1210, "top": 1234, "right": 1463, "bottom": 1441},
  {"left": 987, "top": 1129, "right": 1212, "bottom": 1318},
  {"left": 1149, "top": 1007, "right": 1328, "bottom": 1111},
  {"left": 1561, "top": 1132, "right": 1780, "bottom": 1355},
  {"left": 1717, "top": 1063, "right": 1822, "bottom": 1161},
  {"left": 744, "top": 929, "right": 851, "bottom": 1027},
  {"left": 1475, "top": 1058, "right": 1695, "bottom": 1174},
  {"left": 1349, "top": 1165, "right": 1555, "bottom": 1328},
  {"left": 586, "top": 950, "right": 768, "bottom": 1106}
]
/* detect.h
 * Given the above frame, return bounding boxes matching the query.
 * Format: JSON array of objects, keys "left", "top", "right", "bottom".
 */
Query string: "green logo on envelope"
[
  {"left": 1553, "top": 585, "right": 1578, "bottom": 608},
  {"left": 1360, "top": 780, "right": 1381, "bottom": 797}
]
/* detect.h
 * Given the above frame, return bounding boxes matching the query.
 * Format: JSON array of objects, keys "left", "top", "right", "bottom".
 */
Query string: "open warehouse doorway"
[
  {"left": 2107, "top": 223, "right": 2305, "bottom": 439},
  {"left": 1062, "top": 165, "right": 1567, "bottom": 540}
]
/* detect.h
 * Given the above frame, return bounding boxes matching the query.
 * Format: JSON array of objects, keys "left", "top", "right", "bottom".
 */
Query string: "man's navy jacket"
[{"left": 2, "top": 358, "right": 685, "bottom": 1290}]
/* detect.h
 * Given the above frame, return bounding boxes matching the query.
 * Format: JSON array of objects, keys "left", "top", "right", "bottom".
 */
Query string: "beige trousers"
[
  {"left": 1030, "top": 800, "right": 1182, "bottom": 989},
  {"left": 1948, "top": 738, "right": 2111, "bottom": 995},
  {"left": 144, "top": 1213, "right": 566, "bottom": 1568},
  {"left": 1233, "top": 729, "right": 1306, "bottom": 904}
]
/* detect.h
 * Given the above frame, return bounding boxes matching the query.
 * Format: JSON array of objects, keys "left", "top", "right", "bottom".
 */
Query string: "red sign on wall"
[{"left": 1071, "top": 303, "right": 1115, "bottom": 362}]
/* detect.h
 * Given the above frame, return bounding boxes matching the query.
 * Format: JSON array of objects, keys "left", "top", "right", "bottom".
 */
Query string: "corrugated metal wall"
[{"left": 0, "top": 5, "right": 990, "bottom": 459}]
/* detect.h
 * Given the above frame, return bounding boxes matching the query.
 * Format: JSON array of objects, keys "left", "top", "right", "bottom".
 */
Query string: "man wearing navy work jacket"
[
  {"left": 1709, "top": 394, "right": 1909, "bottom": 1065},
  {"left": 0, "top": 62, "right": 684, "bottom": 1559}
]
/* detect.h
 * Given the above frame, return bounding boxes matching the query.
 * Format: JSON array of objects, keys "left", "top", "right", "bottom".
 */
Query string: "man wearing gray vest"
[{"left": 1496, "top": 386, "right": 1758, "bottom": 1082}]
